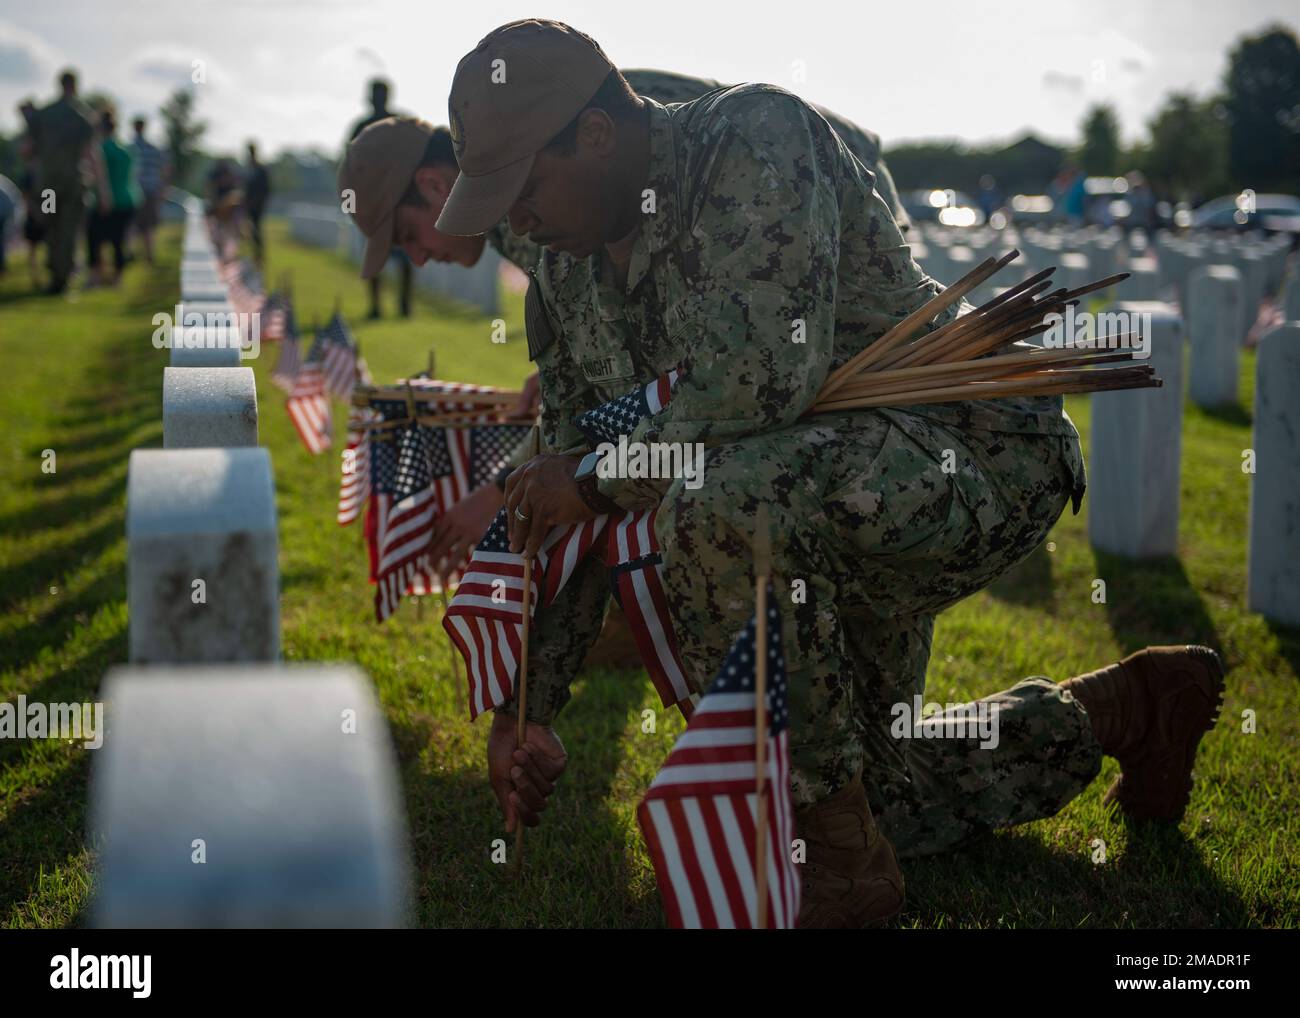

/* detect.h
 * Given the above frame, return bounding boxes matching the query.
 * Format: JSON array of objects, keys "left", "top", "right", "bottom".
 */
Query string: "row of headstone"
[
  {"left": 287, "top": 200, "right": 502, "bottom": 316},
  {"left": 1079, "top": 297, "right": 1300, "bottom": 629},
  {"left": 92, "top": 204, "right": 411, "bottom": 927},
  {"left": 919, "top": 222, "right": 1300, "bottom": 626},
  {"left": 916, "top": 223, "right": 1291, "bottom": 347}
]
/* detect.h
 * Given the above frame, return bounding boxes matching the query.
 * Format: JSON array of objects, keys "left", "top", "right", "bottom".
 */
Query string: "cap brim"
[
  {"left": 435, "top": 151, "right": 535, "bottom": 236},
  {"left": 360, "top": 212, "right": 396, "bottom": 280}
]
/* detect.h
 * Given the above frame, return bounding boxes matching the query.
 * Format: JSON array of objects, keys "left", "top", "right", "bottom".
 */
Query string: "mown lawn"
[{"left": 0, "top": 220, "right": 1295, "bottom": 928}]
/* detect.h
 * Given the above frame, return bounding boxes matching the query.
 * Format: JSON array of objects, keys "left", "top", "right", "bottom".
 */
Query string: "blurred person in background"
[
  {"left": 205, "top": 158, "right": 244, "bottom": 256},
  {"left": 0, "top": 170, "right": 19, "bottom": 276},
  {"left": 129, "top": 115, "right": 168, "bottom": 265},
  {"left": 16, "top": 131, "right": 47, "bottom": 287},
  {"left": 348, "top": 78, "right": 412, "bottom": 318},
  {"left": 20, "top": 69, "right": 95, "bottom": 294},
  {"left": 244, "top": 141, "right": 271, "bottom": 264},
  {"left": 977, "top": 174, "right": 1001, "bottom": 221},
  {"left": 1125, "top": 171, "right": 1157, "bottom": 234},
  {"left": 86, "top": 107, "right": 141, "bottom": 288}
]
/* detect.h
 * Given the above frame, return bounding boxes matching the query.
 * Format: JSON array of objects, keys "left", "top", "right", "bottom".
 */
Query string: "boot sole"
[{"left": 1105, "top": 644, "right": 1225, "bottom": 822}]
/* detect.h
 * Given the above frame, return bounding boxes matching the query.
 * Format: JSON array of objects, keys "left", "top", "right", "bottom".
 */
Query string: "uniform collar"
[{"left": 623, "top": 97, "right": 683, "bottom": 294}]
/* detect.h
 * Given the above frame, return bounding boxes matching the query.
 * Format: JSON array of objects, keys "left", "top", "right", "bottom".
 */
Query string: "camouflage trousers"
[
  {"left": 656, "top": 407, "right": 1104, "bottom": 859},
  {"left": 38, "top": 174, "right": 85, "bottom": 287}
]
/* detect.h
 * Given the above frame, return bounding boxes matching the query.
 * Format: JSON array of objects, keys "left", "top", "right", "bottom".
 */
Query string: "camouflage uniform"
[
  {"left": 514, "top": 87, "right": 1102, "bottom": 858},
  {"left": 25, "top": 95, "right": 95, "bottom": 289},
  {"left": 485, "top": 67, "right": 909, "bottom": 271}
]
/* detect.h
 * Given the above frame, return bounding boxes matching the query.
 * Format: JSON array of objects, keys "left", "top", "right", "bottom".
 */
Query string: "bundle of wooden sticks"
[{"left": 813, "top": 248, "right": 1158, "bottom": 412}]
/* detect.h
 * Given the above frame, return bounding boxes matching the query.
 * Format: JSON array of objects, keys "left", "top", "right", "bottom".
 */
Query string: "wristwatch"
[{"left": 574, "top": 450, "right": 618, "bottom": 514}]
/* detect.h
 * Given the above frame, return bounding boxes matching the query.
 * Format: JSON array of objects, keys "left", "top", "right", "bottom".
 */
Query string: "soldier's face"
[
  {"left": 393, "top": 165, "right": 487, "bottom": 267},
  {"left": 394, "top": 202, "right": 486, "bottom": 267},
  {"left": 507, "top": 115, "right": 622, "bottom": 259}
]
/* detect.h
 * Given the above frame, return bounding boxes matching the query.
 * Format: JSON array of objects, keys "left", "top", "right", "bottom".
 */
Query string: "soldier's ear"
[
  {"left": 414, "top": 165, "right": 452, "bottom": 207},
  {"left": 574, "top": 108, "right": 616, "bottom": 158}
]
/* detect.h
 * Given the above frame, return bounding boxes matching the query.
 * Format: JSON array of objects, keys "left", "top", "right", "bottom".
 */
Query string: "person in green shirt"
[{"left": 86, "top": 107, "right": 141, "bottom": 288}]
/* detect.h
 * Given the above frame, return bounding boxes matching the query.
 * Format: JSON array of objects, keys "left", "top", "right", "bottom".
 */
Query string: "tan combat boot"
[
  {"left": 795, "top": 775, "right": 904, "bottom": 928},
  {"left": 1061, "top": 645, "right": 1224, "bottom": 822}
]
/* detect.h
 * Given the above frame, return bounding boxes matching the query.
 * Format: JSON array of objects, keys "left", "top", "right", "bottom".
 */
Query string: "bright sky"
[{"left": 1, "top": 0, "right": 1295, "bottom": 156}]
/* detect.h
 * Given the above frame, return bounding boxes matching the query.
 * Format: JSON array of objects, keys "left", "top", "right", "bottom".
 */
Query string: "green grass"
[{"left": 1, "top": 220, "right": 1296, "bottom": 928}]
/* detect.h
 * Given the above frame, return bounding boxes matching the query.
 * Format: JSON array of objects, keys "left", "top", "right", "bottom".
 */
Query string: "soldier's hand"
[
  {"left": 428, "top": 482, "right": 502, "bottom": 582},
  {"left": 487, "top": 710, "right": 567, "bottom": 832},
  {"left": 504, "top": 453, "right": 596, "bottom": 557},
  {"left": 511, "top": 372, "right": 541, "bottom": 420}
]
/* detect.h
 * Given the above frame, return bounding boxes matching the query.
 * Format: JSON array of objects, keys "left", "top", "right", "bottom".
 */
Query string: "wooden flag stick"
[
  {"left": 753, "top": 505, "right": 771, "bottom": 930},
  {"left": 817, "top": 345, "right": 1141, "bottom": 397},
  {"left": 436, "top": 586, "right": 464, "bottom": 714},
  {"left": 820, "top": 249, "right": 1020, "bottom": 398},
  {"left": 878, "top": 271, "right": 1058, "bottom": 371},
  {"left": 812, "top": 367, "right": 1158, "bottom": 412},
  {"left": 514, "top": 426, "right": 542, "bottom": 873},
  {"left": 352, "top": 386, "right": 522, "bottom": 408}
]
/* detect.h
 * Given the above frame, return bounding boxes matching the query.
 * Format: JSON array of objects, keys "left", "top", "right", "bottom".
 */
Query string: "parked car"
[
  {"left": 901, "top": 189, "right": 985, "bottom": 228},
  {"left": 1191, "top": 193, "right": 1300, "bottom": 235}
]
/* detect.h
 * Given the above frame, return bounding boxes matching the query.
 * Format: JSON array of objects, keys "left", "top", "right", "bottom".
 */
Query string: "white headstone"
[
  {"left": 1088, "top": 302, "right": 1184, "bottom": 558},
  {"left": 1187, "top": 264, "right": 1242, "bottom": 408},
  {"left": 1284, "top": 267, "right": 1300, "bottom": 324},
  {"left": 1058, "top": 251, "right": 1092, "bottom": 294},
  {"left": 1247, "top": 326, "right": 1300, "bottom": 626},
  {"left": 163, "top": 367, "right": 257, "bottom": 447},
  {"left": 89, "top": 665, "right": 411, "bottom": 928},
  {"left": 1231, "top": 249, "right": 1266, "bottom": 341},
  {"left": 127, "top": 447, "right": 279, "bottom": 662},
  {"left": 1117, "top": 256, "right": 1160, "bottom": 301},
  {"left": 170, "top": 343, "right": 242, "bottom": 368}
]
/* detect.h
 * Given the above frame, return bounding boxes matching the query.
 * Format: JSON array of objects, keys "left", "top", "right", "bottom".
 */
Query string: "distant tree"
[
  {"left": 1223, "top": 24, "right": 1300, "bottom": 193},
  {"left": 1140, "top": 93, "right": 1230, "bottom": 202},
  {"left": 1079, "top": 104, "right": 1121, "bottom": 176},
  {"left": 160, "top": 88, "right": 207, "bottom": 192}
]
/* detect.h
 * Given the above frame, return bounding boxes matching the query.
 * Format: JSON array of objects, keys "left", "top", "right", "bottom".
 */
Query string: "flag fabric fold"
[
  {"left": 286, "top": 358, "right": 331, "bottom": 455},
  {"left": 311, "top": 313, "right": 360, "bottom": 402},
  {"left": 364, "top": 380, "right": 530, "bottom": 621},
  {"left": 442, "top": 369, "right": 694, "bottom": 721},
  {"left": 637, "top": 591, "right": 800, "bottom": 929}
]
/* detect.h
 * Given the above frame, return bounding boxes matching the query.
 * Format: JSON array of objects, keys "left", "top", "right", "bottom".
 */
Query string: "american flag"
[
  {"left": 337, "top": 405, "right": 379, "bottom": 525},
  {"left": 286, "top": 360, "right": 332, "bottom": 454},
  {"left": 572, "top": 370, "right": 692, "bottom": 715},
  {"left": 442, "top": 370, "right": 694, "bottom": 721},
  {"left": 259, "top": 291, "right": 296, "bottom": 342},
  {"left": 272, "top": 333, "right": 302, "bottom": 392},
  {"left": 637, "top": 592, "right": 800, "bottom": 929},
  {"left": 361, "top": 380, "right": 527, "bottom": 618},
  {"left": 310, "top": 313, "right": 359, "bottom": 401},
  {"left": 370, "top": 415, "right": 457, "bottom": 620},
  {"left": 220, "top": 258, "right": 263, "bottom": 315},
  {"left": 443, "top": 507, "right": 608, "bottom": 719}
]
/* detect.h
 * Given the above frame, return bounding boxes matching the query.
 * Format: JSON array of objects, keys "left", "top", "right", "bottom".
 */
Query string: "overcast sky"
[{"left": 1, "top": 0, "right": 1295, "bottom": 156}]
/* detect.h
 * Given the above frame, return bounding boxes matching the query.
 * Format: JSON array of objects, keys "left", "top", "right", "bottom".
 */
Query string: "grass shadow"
[
  {"left": 899, "top": 815, "right": 1248, "bottom": 927},
  {"left": 1092, "top": 549, "right": 1224, "bottom": 657},
  {"left": 988, "top": 541, "right": 1054, "bottom": 606}
]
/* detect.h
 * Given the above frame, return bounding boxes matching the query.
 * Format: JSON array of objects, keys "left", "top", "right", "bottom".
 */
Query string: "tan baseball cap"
[
  {"left": 337, "top": 116, "right": 434, "bottom": 279},
  {"left": 436, "top": 19, "right": 614, "bottom": 237}
]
